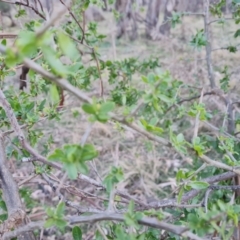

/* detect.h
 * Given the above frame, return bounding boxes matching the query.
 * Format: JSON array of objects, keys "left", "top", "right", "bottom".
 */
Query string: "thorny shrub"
[{"left": 0, "top": 0, "right": 240, "bottom": 239}]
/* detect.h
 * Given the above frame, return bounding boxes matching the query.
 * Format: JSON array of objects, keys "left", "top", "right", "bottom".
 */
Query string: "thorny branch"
[{"left": 69, "top": 213, "right": 204, "bottom": 240}]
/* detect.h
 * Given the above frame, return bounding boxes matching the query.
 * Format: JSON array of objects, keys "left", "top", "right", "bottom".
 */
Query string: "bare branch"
[
  {"left": 69, "top": 213, "right": 203, "bottom": 240},
  {"left": 2, "top": 221, "right": 44, "bottom": 240}
]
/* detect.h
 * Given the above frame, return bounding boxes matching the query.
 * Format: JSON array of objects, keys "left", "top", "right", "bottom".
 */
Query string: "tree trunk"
[
  {"left": 159, "top": 0, "right": 177, "bottom": 36},
  {"left": 115, "top": 0, "right": 138, "bottom": 41},
  {"left": 145, "top": 0, "right": 161, "bottom": 39}
]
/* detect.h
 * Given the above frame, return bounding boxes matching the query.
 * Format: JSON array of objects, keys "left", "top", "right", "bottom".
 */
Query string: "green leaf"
[
  {"left": 56, "top": 202, "right": 65, "bottom": 217},
  {"left": 49, "top": 84, "right": 60, "bottom": 104},
  {"left": 82, "top": 104, "right": 96, "bottom": 114},
  {"left": 54, "top": 219, "right": 67, "bottom": 232},
  {"left": 64, "top": 163, "right": 78, "bottom": 179},
  {"left": 57, "top": 31, "right": 78, "bottom": 61},
  {"left": 0, "top": 200, "right": 7, "bottom": 212},
  {"left": 234, "top": 29, "right": 240, "bottom": 38},
  {"left": 42, "top": 47, "right": 69, "bottom": 76},
  {"left": 72, "top": 226, "right": 82, "bottom": 240},
  {"left": 128, "top": 200, "right": 135, "bottom": 214},
  {"left": 158, "top": 94, "right": 173, "bottom": 103},
  {"left": 176, "top": 133, "right": 185, "bottom": 143},
  {"left": 48, "top": 149, "right": 64, "bottom": 162},
  {"left": 103, "top": 167, "right": 124, "bottom": 192},
  {"left": 188, "top": 181, "right": 209, "bottom": 190},
  {"left": 227, "top": 46, "right": 237, "bottom": 53},
  {"left": 81, "top": 144, "right": 98, "bottom": 161},
  {"left": 100, "top": 102, "right": 115, "bottom": 114},
  {"left": 5, "top": 48, "right": 21, "bottom": 67},
  {"left": 44, "top": 218, "right": 56, "bottom": 228},
  {"left": 177, "top": 186, "right": 184, "bottom": 203},
  {"left": 1, "top": 39, "right": 6, "bottom": 46}
]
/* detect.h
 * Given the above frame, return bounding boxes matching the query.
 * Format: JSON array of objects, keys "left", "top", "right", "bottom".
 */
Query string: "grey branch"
[
  {"left": 0, "top": 135, "right": 25, "bottom": 236},
  {"left": 69, "top": 213, "right": 204, "bottom": 240},
  {"left": 2, "top": 221, "right": 44, "bottom": 240}
]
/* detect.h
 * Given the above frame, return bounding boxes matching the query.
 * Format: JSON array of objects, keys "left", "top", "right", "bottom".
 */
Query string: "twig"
[
  {"left": 36, "top": 0, "right": 70, "bottom": 38},
  {"left": 203, "top": 188, "right": 212, "bottom": 213},
  {"left": 58, "top": 0, "right": 85, "bottom": 43},
  {"left": 200, "top": 154, "right": 240, "bottom": 175},
  {"left": 96, "top": 224, "right": 108, "bottom": 240},
  {"left": 193, "top": 88, "right": 204, "bottom": 140},
  {"left": 149, "top": 171, "right": 236, "bottom": 208},
  {"left": 208, "top": 17, "right": 233, "bottom": 25},
  {"left": 2, "top": 221, "right": 44, "bottom": 240},
  {"left": 13, "top": 0, "right": 46, "bottom": 20},
  {"left": 0, "top": 89, "right": 61, "bottom": 169},
  {"left": 69, "top": 213, "right": 203, "bottom": 240}
]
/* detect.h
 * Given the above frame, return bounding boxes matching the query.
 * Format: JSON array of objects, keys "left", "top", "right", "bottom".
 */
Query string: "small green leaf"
[
  {"left": 1, "top": 39, "right": 6, "bottom": 46},
  {"left": 188, "top": 181, "right": 209, "bottom": 190},
  {"left": 0, "top": 200, "right": 7, "bottom": 211},
  {"left": 158, "top": 94, "right": 173, "bottom": 103},
  {"left": 57, "top": 31, "right": 78, "bottom": 61},
  {"left": 82, "top": 104, "right": 96, "bottom": 114},
  {"left": 81, "top": 144, "right": 98, "bottom": 161},
  {"left": 176, "top": 133, "right": 185, "bottom": 143},
  {"left": 44, "top": 218, "right": 56, "bottom": 228},
  {"left": 72, "top": 226, "right": 82, "bottom": 240},
  {"left": 234, "top": 29, "right": 240, "bottom": 38},
  {"left": 48, "top": 149, "right": 64, "bottom": 162},
  {"left": 64, "top": 163, "right": 78, "bottom": 179},
  {"left": 42, "top": 47, "right": 69, "bottom": 76},
  {"left": 56, "top": 202, "right": 65, "bottom": 217},
  {"left": 177, "top": 186, "right": 184, "bottom": 203},
  {"left": 49, "top": 84, "right": 60, "bottom": 104},
  {"left": 100, "top": 102, "right": 115, "bottom": 114}
]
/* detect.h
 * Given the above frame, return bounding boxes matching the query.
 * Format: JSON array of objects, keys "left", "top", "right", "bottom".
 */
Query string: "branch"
[
  {"left": 200, "top": 154, "right": 240, "bottom": 175},
  {"left": 69, "top": 213, "right": 203, "bottom": 240},
  {"left": 0, "top": 89, "right": 61, "bottom": 169},
  {"left": 0, "top": 134, "right": 34, "bottom": 239},
  {"left": 149, "top": 171, "right": 236, "bottom": 208},
  {"left": 0, "top": 134, "right": 26, "bottom": 236},
  {"left": 2, "top": 221, "right": 44, "bottom": 240},
  {"left": 22, "top": 56, "right": 169, "bottom": 146}
]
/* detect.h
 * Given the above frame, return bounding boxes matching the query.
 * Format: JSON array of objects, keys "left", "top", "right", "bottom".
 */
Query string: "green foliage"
[
  {"left": 170, "top": 130, "right": 188, "bottom": 154},
  {"left": 19, "top": 188, "right": 37, "bottom": 209},
  {"left": 188, "top": 103, "right": 209, "bottom": 121},
  {"left": 171, "top": 12, "right": 182, "bottom": 28},
  {"left": 103, "top": 167, "right": 124, "bottom": 192},
  {"left": 187, "top": 181, "right": 209, "bottom": 190},
  {"left": 190, "top": 29, "right": 207, "bottom": 49},
  {"left": 45, "top": 202, "right": 67, "bottom": 232},
  {"left": 192, "top": 137, "right": 206, "bottom": 156},
  {"left": 0, "top": 191, "right": 7, "bottom": 222},
  {"left": 220, "top": 66, "right": 230, "bottom": 92},
  {"left": 124, "top": 201, "right": 143, "bottom": 229},
  {"left": 48, "top": 144, "right": 98, "bottom": 179},
  {"left": 82, "top": 101, "right": 115, "bottom": 123},
  {"left": 210, "top": 0, "right": 226, "bottom": 18}
]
